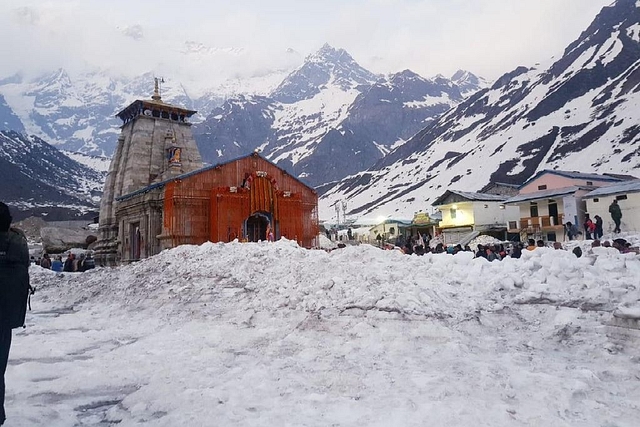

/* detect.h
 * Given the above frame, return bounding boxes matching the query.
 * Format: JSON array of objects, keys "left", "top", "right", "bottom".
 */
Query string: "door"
[
  {"left": 130, "top": 222, "right": 141, "bottom": 260},
  {"left": 245, "top": 212, "right": 271, "bottom": 242},
  {"left": 548, "top": 201, "right": 559, "bottom": 226}
]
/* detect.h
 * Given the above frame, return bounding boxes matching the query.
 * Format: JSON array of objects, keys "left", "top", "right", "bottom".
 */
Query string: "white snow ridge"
[{"left": 9, "top": 239, "right": 640, "bottom": 426}]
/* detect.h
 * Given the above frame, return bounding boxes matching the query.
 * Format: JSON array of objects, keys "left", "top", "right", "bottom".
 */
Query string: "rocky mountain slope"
[
  {"left": 319, "top": 0, "right": 640, "bottom": 220},
  {"left": 0, "top": 130, "right": 105, "bottom": 220},
  {"left": 194, "top": 44, "right": 482, "bottom": 187},
  {"left": 0, "top": 92, "right": 24, "bottom": 132}
]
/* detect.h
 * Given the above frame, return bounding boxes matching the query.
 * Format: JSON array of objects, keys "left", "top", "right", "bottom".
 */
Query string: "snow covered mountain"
[
  {"left": 0, "top": 130, "right": 105, "bottom": 221},
  {"left": 0, "top": 70, "right": 227, "bottom": 156},
  {"left": 194, "top": 45, "right": 479, "bottom": 187},
  {"left": 451, "top": 69, "right": 491, "bottom": 97},
  {"left": 0, "top": 57, "right": 295, "bottom": 158},
  {"left": 319, "top": 0, "right": 640, "bottom": 221}
]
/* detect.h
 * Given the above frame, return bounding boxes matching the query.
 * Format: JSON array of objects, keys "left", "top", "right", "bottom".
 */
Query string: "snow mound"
[{"left": 31, "top": 238, "right": 640, "bottom": 323}]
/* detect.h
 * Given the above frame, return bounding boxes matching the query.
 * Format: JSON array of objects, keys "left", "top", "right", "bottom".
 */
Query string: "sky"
[
  {"left": 0, "top": 0, "right": 613, "bottom": 86},
  {"left": 7, "top": 235, "right": 640, "bottom": 425}
]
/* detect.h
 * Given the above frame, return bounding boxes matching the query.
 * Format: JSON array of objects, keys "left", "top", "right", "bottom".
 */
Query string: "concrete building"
[
  {"left": 369, "top": 218, "right": 412, "bottom": 246},
  {"left": 432, "top": 190, "right": 519, "bottom": 245},
  {"left": 584, "top": 180, "right": 640, "bottom": 233},
  {"left": 504, "top": 170, "right": 629, "bottom": 242}
]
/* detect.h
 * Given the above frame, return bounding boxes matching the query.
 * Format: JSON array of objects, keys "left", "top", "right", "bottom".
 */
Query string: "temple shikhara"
[{"left": 94, "top": 79, "right": 318, "bottom": 266}]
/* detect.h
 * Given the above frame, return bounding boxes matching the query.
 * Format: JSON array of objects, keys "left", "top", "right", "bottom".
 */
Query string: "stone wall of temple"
[{"left": 95, "top": 101, "right": 203, "bottom": 266}]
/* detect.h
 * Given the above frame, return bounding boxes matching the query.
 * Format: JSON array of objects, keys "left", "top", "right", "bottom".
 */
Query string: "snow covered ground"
[{"left": 6, "top": 236, "right": 640, "bottom": 426}]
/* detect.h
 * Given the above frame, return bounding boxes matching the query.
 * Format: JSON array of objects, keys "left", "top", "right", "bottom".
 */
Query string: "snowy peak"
[
  {"left": 194, "top": 50, "right": 475, "bottom": 188},
  {"left": 389, "top": 69, "right": 426, "bottom": 84},
  {"left": 306, "top": 43, "right": 348, "bottom": 62},
  {"left": 271, "top": 43, "right": 379, "bottom": 103},
  {"left": 450, "top": 69, "right": 491, "bottom": 96},
  {"left": 379, "top": 69, "right": 463, "bottom": 104}
]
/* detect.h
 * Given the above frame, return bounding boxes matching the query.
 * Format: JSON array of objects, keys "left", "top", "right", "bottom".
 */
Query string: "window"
[
  {"left": 593, "top": 198, "right": 599, "bottom": 203},
  {"left": 450, "top": 208, "right": 457, "bottom": 219},
  {"left": 586, "top": 181, "right": 593, "bottom": 186},
  {"left": 538, "top": 185, "right": 547, "bottom": 190},
  {"left": 508, "top": 221, "right": 517, "bottom": 230},
  {"left": 616, "top": 195, "right": 628, "bottom": 201},
  {"left": 530, "top": 202, "right": 539, "bottom": 217}
]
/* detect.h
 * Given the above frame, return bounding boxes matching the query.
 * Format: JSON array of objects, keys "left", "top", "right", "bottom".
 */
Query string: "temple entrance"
[
  {"left": 245, "top": 212, "right": 272, "bottom": 242},
  {"left": 130, "top": 222, "right": 142, "bottom": 260}
]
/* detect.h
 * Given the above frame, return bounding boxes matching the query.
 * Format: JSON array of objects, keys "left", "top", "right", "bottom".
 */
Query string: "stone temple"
[
  {"left": 94, "top": 79, "right": 203, "bottom": 266},
  {"left": 94, "top": 79, "right": 319, "bottom": 266}
]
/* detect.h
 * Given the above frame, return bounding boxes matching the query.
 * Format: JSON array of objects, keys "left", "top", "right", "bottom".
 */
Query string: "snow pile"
[
  {"left": 31, "top": 238, "right": 640, "bottom": 321},
  {"left": 12, "top": 237, "right": 640, "bottom": 426},
  {"left": 468, "top": 234, "right": 503, "bottom": 248}
]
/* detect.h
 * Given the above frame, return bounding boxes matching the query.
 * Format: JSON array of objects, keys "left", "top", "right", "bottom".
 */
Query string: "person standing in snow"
[
  {"left": 594, "top": 215, "right": 604, "bottom": 239},
  {"left": 51, "top": 256, "right": 63, "bottom": 273},
  {"left": 0, "top": 202, "right": 31, "bottom": 425},
  {"left": 564, "top": 222, "right": 580, "bottom": 241},
  {"left": 584, "top": 217, "right": 596, "bottom": 240},
  {"left": 266, "top": 223, "right": 274, "bottom": 242},
  {"left": 485, "top": 246, "right": 501, "bottom": 261},
  {"left": 510, "top": 244, "right": 522, "bottom": 259},
  {"left": 609, "top": 200, "right": 622, "bottom": 233},
  {"left": 63, "top": 254, "right": 74, "bottom": 272},
  {"left": 39, "top": 254, "right": 51, "bottom": 269}
]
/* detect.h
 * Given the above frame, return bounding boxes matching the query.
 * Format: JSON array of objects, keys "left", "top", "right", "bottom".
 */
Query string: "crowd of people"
[
  {"left": 32, "top": 252, "right": 95, "bottom": 273},
  {"left": 384, "top": 234, "right": 637, "bottom": 261}
]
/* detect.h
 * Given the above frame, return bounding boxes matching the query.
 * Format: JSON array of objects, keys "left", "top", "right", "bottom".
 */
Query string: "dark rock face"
[
  {"left": 0, "top": 93, "right": 24, "bottom": 132},
  {"left": 196, "top": 96, "right": 276, "bottom": 166},
  {"left": 194, "top": 46, "right": 479, "bottom": 188},
  {"left": 0, "top": 131, "right": 104, "bottom": 221},
  {"left": 320, "top": 0, "right": 640, "bottom": 219}
]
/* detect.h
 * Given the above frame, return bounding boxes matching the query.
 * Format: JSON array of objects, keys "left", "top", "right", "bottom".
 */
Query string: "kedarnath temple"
[{"left": 94, "top": 79, "right": 318, "bottom": 266}]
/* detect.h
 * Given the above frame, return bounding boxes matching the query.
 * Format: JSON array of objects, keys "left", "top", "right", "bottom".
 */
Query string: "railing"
[{"left": 508, "top": 214, "right": 564, "bottom": 231}]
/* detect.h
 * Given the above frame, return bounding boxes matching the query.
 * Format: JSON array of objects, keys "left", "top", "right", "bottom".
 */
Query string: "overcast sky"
[{"left": 0, "top": 0, "right": 612, "bottom": 88}]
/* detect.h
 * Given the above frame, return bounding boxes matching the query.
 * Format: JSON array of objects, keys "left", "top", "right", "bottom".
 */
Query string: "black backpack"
[{"left": 0, "top": 231, "right": 32, "bottom": 329}]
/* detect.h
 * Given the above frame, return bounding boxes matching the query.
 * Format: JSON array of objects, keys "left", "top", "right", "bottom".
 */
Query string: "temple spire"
[{"left": 152, "top": 77, "right": 163, "bottom": 101}]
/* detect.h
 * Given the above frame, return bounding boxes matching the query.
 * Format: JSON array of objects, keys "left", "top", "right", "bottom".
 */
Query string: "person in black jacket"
[
  {"left": 594, "top": 215, "right": 604, "bottom": 239},
  {"left": 0, "top": 202, "right": 30, "bottom": 425}
]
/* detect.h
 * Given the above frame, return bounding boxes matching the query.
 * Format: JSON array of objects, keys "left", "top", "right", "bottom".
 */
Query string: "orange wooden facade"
[{"left": 162, "top": 153, "right": 319, "bottom": 248}]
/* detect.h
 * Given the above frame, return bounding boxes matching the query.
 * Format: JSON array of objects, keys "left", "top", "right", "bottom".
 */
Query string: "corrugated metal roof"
[
  {"left": 432, "top": 190, "right": 508, "bottom": 206},
  {"left": 116, "top": 152, "right": 312, "bottom": 202},
  {"left": 520, "top": 170, "right": 626, "bottom": 188},
  {"left": 584, "top": 180, "right": 640, "bottom": 197},
  {"left": 504, "top": 186, "right": 584, "bottom": 204}
]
